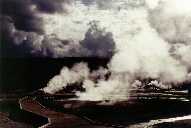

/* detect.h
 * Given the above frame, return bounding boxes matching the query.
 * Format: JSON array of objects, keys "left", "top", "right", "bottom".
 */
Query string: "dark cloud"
[
  {"left": 0, "top": 20, "right": 115, "bottom": 58},
  {"left": 81, "top": 22, "right": 115, "bottom": 57},
  {"left": 0, "top": 0, "right": 64, "bottom": 57},
  {"left": 0, "top": 0, "right": 115, "bottom": 58},
  {"left": 0, "top": 0, "right": 67, "bottom": 33},
  {"left": 33, "top": 0, "right": 68, "bottom": 14},
  {"left": 1, "top": 0, "right": 42, "bottom": 33}
]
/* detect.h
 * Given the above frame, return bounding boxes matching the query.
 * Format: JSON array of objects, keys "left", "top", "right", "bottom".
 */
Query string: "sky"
[{"left": 0, "top": 0, "right": 116, "bottom": 58}]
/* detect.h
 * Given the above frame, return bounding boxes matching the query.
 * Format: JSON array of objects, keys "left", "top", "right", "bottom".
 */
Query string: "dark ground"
[{"left": 0, "top": 95, "right": 48, "bottom": 127}]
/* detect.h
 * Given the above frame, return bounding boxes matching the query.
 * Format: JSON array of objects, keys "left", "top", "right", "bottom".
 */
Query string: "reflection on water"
[{"left": 128, "top": 115, "right": 191, "bottom": 128}]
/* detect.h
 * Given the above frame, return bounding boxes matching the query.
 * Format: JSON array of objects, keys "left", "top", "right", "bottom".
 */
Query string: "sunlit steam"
[{"left": 43, "top": 0, "right": 191, "bottom": 101}]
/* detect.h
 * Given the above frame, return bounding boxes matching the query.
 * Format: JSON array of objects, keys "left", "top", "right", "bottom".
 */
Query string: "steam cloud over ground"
[
  {"left": 42, "top": 0, "right": 191, "bottom": 101},
  {"left": 1, "top": 0, "right": 191, "bottom": 101}
]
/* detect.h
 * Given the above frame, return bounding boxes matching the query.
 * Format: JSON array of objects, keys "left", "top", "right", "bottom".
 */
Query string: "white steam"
[
  {"left": 43, "top": 0, "right": 191, "bottom": 101},
  {"left": 44, "top": 63, "right": 90, "bottom": 94}
]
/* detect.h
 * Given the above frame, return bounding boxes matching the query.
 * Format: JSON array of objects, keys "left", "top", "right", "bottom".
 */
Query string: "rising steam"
[{"left": 43, "top": 0, "right": 191, "bottom": 101}]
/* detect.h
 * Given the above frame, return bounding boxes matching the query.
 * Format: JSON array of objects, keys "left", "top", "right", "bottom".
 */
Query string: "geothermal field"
[{"left": 1, "top": 0, "right": 191, "bottom": 128}]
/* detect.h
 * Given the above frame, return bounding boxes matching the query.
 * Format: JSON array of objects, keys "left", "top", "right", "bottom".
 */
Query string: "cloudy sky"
[
  {"left": 0, "top": 0, "right": 117, "bottom": 58},
  {"left": 1, "top": 0, "right": 191, "bottom": 60}
]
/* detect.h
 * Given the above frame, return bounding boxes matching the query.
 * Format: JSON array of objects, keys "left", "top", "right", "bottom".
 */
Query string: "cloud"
[
  {"left": 0, "top": 0, "right": 115, "bottom": 58},
  {"left": 1, "top": 22, "right": 115, "bottom": 57},
  {"left": 1, "top": 0, "right": 42, "bottom": 33},
  {"left": 148, "top": 0, "right": 191, "bottom": 70},
  {"left": 33, "top": 0, "right": 68, "bottom": 14},
  {"left": 43, "top": 0, "right": 191, "bottom": 102}
]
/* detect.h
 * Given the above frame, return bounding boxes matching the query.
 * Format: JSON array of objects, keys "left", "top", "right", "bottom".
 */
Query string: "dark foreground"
[
  {"left": 0, "top": 94, "right": 191, "bottom": 128},
  {"left": 16, "top": 89, "right": 191, "bottom": 128}
]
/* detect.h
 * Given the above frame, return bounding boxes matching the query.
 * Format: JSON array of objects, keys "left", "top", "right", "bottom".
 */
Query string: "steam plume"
[{"left": 42, "top": 0, "right": 191, "bottom": 101}]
